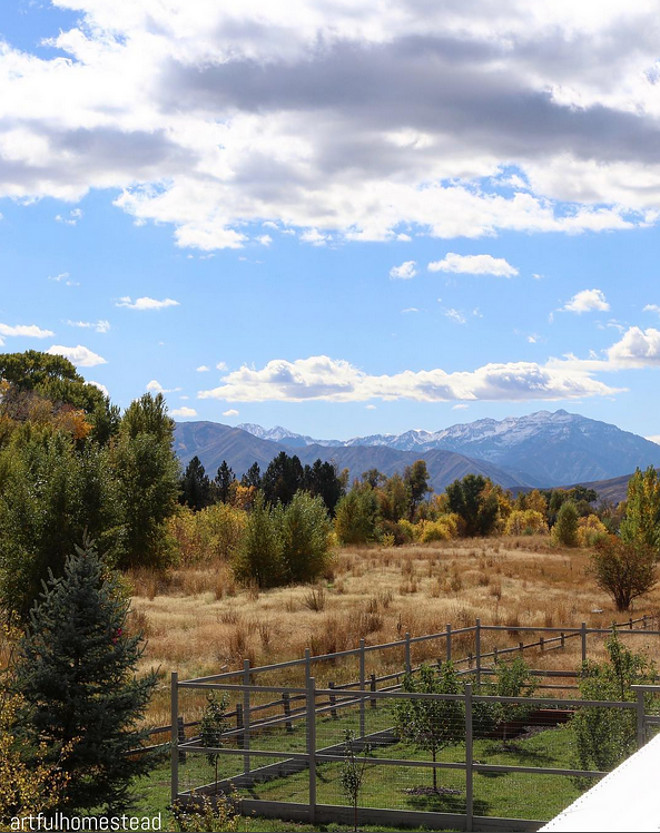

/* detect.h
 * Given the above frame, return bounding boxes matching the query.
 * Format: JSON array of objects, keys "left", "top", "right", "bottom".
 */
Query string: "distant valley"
[{"left": 174, "top": 410, "right": 660, "bottom": 500}]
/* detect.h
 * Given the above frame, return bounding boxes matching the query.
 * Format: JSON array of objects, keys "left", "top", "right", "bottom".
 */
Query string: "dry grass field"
[{"left": 129, "top": 536, "right": 660, "bottom": 725}]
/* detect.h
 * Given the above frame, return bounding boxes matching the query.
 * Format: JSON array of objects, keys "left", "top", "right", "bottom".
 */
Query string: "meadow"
[{"left": 129, "top": 535, "right": 660, "bottom": 727}]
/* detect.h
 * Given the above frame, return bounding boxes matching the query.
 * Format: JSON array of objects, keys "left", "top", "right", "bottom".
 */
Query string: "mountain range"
[{"left": 173, "top": 410, "right": 660, "bottom": 499}]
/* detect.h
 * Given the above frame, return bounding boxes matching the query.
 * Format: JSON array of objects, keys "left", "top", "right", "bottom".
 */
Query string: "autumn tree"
[
  {"left": 404, "top": 460, "right": 432, "bottom": 520},
  {"left": 445, "top": 474, "right": 499, "bottom": 537},
  {"left": 591, "top": 535, "right": 657, "bottom": 611},
  {"left": 620, "top": 467, "right": 660, "bottom": 558}
]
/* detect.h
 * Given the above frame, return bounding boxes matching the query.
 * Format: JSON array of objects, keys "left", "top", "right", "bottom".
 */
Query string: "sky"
[{"left": 3, "top": 1, "right": 660, "bottom": 441}]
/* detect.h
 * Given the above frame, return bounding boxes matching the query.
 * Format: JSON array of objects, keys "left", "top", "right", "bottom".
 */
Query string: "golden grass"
[{"left": 129, "top": 536, "right": 660, "bottom": 725}]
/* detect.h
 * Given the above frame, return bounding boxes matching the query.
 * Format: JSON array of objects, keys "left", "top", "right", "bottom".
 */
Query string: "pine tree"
[{"left": 13, "top": 540, "right": 158, "bottom": 814}]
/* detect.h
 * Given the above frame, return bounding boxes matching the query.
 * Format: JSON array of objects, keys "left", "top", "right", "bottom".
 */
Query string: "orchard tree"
[{"left": 13, "top": 541, "right": 157, "bottom": 813}]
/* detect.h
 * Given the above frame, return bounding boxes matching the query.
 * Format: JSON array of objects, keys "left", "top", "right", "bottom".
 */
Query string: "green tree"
[
  {"left": 445, "top": 474, "right": 499, "bottom": 537},
  {"left": 0, "top": 429, "right": 121, "bottom": 619},
  {"left": 340, "top": 730, "right": 370, "bottom": 833},
  {"left": 262, "top": 452, "right": 304, "bottom": 506},
  {"left": 572, "top": 632, "right": 656, "bottom": 776},
  {"left": 302, "top": 458, "right": 344, "bottom": 515},
  {"left": 232, "top": 493, "right": 283, "bottom": 587},
  {"left": 199, "top": 693, "right": 229, "bottom": 794},
  {"left": 393, "top": 664, "right": 464, "bottom": 791},
  {"left": 12, "top": 540, "right": 157, "bottom": 813},
  {"left": 591, "top": 535, "right": 656, "bottom": 611},
  {"left": 334, "top": 485, "right": 379, "bottom": 545},
  {"left": 404, "top": 460, "right": 432, "bottom": 520},
  {"left": 277, "top": 491, "right": 332, "bottom": 583},
  {"left": 620, "top": 467, "right": 660, "bottom": 557},
  {"left": 214, "top": 461, "right": 236, "bottom": 504},
  {"left": 113, "top": 393, "right": 179, "bottom": 568},
  {"left": 180, "top": 456, "right": 212, "bottom": 511},
  {"left": 552, "top": 500, "right": 579, "bottom": 547},
  {"left": 240, "top": 462, "right": 261, "bottom": 490}
]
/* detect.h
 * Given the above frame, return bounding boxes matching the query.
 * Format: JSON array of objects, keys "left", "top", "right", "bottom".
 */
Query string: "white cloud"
[
  {"left": 607, "top": 326, "right": 660, "bottom": 366},
  {"left": 55, "top": 208, "right": 83, "bottom": 226},
  {"left": 216, "top": 361, "right": 228, "bottom": 371},
  {"left": 444, "top": 308, "right": 467, "bottom": 325},
  {"left": 48, "top": 272, "right": 79, "bottom": 287},
  {"left": 452, "top": 404, "right": 469, "bottom": 410},
  {"left": 401, "top": 307, "right": 419, "bottom": 314},
  {"left": 389, "top": 260, "right": 417, "bottom": 280},
  {"left": 3, "top": 3, "right": 660, "bottom": 249},
  {"left": 46, "top": 344, "right": 107, "bottom": 367},
  {"left": 65, "top": 319, "right": 110, "bottom": 333},
  {"left": 196, "top": 365, "right": 210, "bottom": 372},
  {"left": 562, "top": 288, "right": 610, "bottom": 313},
  {"left": 89, "top": 380, "right": 109, "bottom": 396},
  {"left": 197, "top": 353, "right": 618, "bottom": 404},
  {"left": 256, "top": 234, "right": 272, "bottom": 246},
  {"left": 171, "top": 406, "right": 198, "bottom": 418},
  {"left": 0, "top": 323, "right": 53, "bottom": 338},
  {"left": 146, "top": 379, "right": 181, "bottom": 394},
  {"left": 644, "top": 304, "right": 660, "bottom": 315},
  {"left": 428, "top": 253, "right": 518, "bottom": 277},
  {"left": 365, "top": 404, "right": 377, "bottom": 410},
  {"left": 222, "top": 408, "right": 239, "bottom": 417},
  {"left": 116, "top": 296, "right": 180, "bottom": 310}
]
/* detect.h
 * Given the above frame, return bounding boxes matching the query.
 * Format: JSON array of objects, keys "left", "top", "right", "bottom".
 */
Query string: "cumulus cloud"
[
  {"left": 216, "top": 361, "right": 228, "bottom": 371},
  {"left": 48, "top": 272, "right": 79, "bottom": 286},
  {"left": 146, "top": 379, "right": 181, "bottom": 394},
  {"left": 46, "top": 344, "right": 107, "bottom": 367},
  {"left": 0, "top": 323, "right": 53, "bottom": 338},
  {"left": 197, "top": 353, "right": 618, "bottom": 404},
  {"left": 428, "top": 253, "right": 518, "bottom": 277},
  {"left": 196, "top": 365, "right": 210, "bottom": 372},
  {"left": 390, "top": 260, "right": 417, "bottom": 280},
  {"left": 444, "top": 308, "right": 467, "bottom": 324},
  {"left": 562, "top": 288, "right": 610, "bottom": 313},
  {"left": 222, "top": 409, "right": 239, "bottom": 417},
  {"left": 607, "top": 326, "right": 660, "bottom": 365},
  {"left": 171, "top": 406, "right": 198, "bottom": 417},
  {"left": 116, "top": 296, "right": 180, "bottom": 310},
  {"left": 644, "top": 304, "right": 660, "bottom": 314},
  {"left": 2, "top": 3, "right": 660, "bottom": 249},
  {"left": 89, "top": 380, "right": 109, "bottom": 396}
]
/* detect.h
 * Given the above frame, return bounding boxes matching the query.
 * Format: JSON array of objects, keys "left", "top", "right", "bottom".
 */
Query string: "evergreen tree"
[
  {"left": 445, "top": 474, "right": 499, "bottom": 537},
  {"left": 302, "top": 458, "right": 344, "bottom": 515},
  {"left": 180, "top": 456, "right": 212, "bottom": 510},
  {"left": 13, "top": 540, "right": 157, "bottom": 814},
  {"left": 214, "top": 461, "right": 236, "bottom": 504},
  {"left": 240, "top": 462, "right": 261, "bottom": 490},
  {"left": 262, "top": 452, "right": 303, "bottom": 506}
]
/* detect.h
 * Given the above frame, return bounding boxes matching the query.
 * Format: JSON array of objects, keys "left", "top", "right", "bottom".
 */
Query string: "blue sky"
[{"left": 3, "top": 1, "right": 660, "bottom": 441}]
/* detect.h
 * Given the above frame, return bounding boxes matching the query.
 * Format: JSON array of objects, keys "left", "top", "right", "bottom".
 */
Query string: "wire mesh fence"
[{"left": 169, "top": 615, "right": 660, "bottom": 830}]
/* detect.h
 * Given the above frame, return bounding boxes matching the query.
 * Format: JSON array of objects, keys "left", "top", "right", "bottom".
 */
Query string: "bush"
[
  {"left": 232, "top": 493, "right": 283, "bottom": 588},
  {"left": 590, "top": 534, "right": 656, "bottom": 611},
  {"left": 577, "top": 514, "right": 609, "bottom": 548},
  {"left": 420, "top": 514, "right": 459, "bottom": 542},
  {"left": 505, "top": 509, "right": 548, "bottom": 536},
  {"left": 551, "top": 500, "right": 579, "bottom": 547},
  {"left": 277, "top": 491, "right": 332, "bottom": 583}
]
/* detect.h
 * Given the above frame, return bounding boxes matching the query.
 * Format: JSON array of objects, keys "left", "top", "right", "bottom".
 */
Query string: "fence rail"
[{"left": 169, "top": 614, "right": 660, "bottom": 831}]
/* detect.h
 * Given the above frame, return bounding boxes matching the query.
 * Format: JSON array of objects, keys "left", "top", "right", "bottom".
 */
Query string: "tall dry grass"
[{"left": 128, "top": 535, "right": 660, "bottom": 725}]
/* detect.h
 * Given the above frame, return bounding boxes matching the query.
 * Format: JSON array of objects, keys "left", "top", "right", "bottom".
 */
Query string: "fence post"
[
  {"left": 561, "top": 632, "right": 565, "bottom": 648},
  {"left": 465, "top": 683, "right": 474, "bottom": 833},
  {"left": 475, "top": 619, "right": 481, "bottom": 689},
  {"left": 359, "top": 638, "right": 366, "bottom": 738},
  {"left": 282, "top": 692, "right": 293, "bottom": 732},
  {"left": 177, "top": 715, "right": 186, "bottom": 764},
  {"left": 328, "top": 681, "right": 337, "bottom": 719},
  {"left": 635, "top": 687, "right": 646, "bottom": 749},
  {"left": 539, "top": 636, "right": 544, "bottom": 653},
  {"left": 581, "top": 622, "right": 587, "bottom": 665},
  {"left": 446, "top": 623, "right": 452, "bottom": 663},
  {"left": 405, "top": 632, "right": 412, "bottom": 674},
  {"left": 243, "top": 659, "right": 251, "bottom": 775},
  {"left": 370, "top": 674, "right": 377, "bottom": 709},
  {"left": 518, "top": 641, "right": 523, "bottom": 655},
  {"left": 307, "top": 675, "right": 317, "bottom": 825},
  {"left": 305, "top": 647, "right": 312, "bottom": 683},
  {"left": 643, "top": 615, "right": 648, "bottom": 630},
  {"left": 493, "top": 647, "right": 498, "bottom": 664},
  {"left": 236, "top": 703, "right": 244, "bottom": 748},
  {"left": 170, "top": 672, "right": 178, "bottom": 805}
]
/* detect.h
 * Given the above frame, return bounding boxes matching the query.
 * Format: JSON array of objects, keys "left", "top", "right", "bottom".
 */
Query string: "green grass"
[{"left": 132, "top": 704, "right": 594, "bottom": 830}]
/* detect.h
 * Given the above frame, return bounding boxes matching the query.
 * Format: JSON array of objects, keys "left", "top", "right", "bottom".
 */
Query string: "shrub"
[
  {"left": 277, "top": 491, "right": 332, "bottom": 583},
  {"left": 577, "top": 514, "right": 609, "bottom": 548},
  {"left": 551, "top": 500, "right": 579, "bottom": 547},
  {"left": 590, "top": 534, "right": 656, "bottom": 611},
  {"left": 232, "top": 493, "right": 283, "bottom": 588},
  {"left": 505, "top": 509, "right": 548, "bottom": 536}
]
